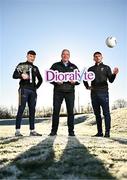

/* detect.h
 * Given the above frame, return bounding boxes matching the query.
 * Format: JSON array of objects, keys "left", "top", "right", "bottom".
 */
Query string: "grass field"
[{"left": 0, "top": 108, "right": 127, "bottom": 179}]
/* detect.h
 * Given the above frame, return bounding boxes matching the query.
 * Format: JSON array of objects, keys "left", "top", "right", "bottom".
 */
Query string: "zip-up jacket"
[
  {"left": 83, "top": 62, "right": 116, "bottom": 91},
  {"left": 50, "top": 61, "right": 79, "bottom": 92},
  {"left": 13, "top": 61, "right": 43, "bottom": 91}
]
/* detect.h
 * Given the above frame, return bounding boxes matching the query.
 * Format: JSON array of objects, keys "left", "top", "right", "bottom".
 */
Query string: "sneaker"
[
  {"left": 92, "top": 133, "right": 103, "bottom": 137},
  {"left": 30, "top": 131, "right": 42, "bottom": 136},
  {"left": 104, "top": 132, "right": 110, "bottom": 138},
  {"left": 15, "top": 132, "right": 23, "bottom": 137},
  {"left": 49, "top": 132, "right": 57, "bottom": 136},
  {"left": 69, "top": 132, "right": 75, "bottom": 136}
]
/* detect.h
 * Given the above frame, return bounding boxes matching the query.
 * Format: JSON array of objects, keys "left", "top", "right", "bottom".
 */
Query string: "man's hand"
[
  {"left": 57, "top": 81, "right": 63, "bottom": 85},
  {"left": 21, "top": 73, "right": 29, "bottom": 80},
  {"left": 113, "top": 67, "right": 119, "bottom": 75},
  {"left": 69, "top": 80, "right": 75, "bottom": 84},
  {"left": 87, "top": 86, "right": 92, "bottom": 90}
]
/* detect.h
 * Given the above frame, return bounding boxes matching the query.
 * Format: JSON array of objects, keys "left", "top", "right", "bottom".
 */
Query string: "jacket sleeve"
[
  {"left": 83, "top": 67, "right": 90, "bottom": 89},
  {"left": 36, "top": 67, "right": 43, "bottom": 89},
  {"left": 83, "top": 81, "right": 89, "bottom": 89},
  {"left": 73, "top": 65, "right": 80, "bottom": 85},
  {"left": 12, "top": 64, "right": 22, "bottom": 79},
  {"left": 49, "top": 63, "right": 58, "bottom": 85},
  {"left": 107, "top": 66, "right": 116, "bottom": 83}
]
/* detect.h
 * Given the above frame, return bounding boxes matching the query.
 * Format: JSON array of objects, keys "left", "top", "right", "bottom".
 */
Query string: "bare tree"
[
  {"left": 0, "top": 106, "right": 12, "bottom": 119},
  {"left": 112, "top": 99, "right": 127, "bottom": 109}
]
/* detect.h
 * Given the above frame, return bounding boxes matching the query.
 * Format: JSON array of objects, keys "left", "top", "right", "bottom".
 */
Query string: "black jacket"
[
  {"left": 13, "top": 61, "right": 43, "bottom": 91},
  {"left": 50, "top": 61, "right": 79, "bottom": 92},
  {"left": 83, "top": 62, "right": 116, "bottom": 91}
]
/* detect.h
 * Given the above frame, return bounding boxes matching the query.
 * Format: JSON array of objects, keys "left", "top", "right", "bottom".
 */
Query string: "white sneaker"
[
  {"left": 30, "top": 131, "right": 42, "bottom": 136},
  {"left": 15, "top": 131, "right": 23, "bottom": 137}
]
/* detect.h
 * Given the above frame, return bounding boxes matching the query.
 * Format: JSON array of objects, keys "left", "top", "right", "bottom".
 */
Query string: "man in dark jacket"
[
  {"left": 84, "top": 52, "right": 119, "bottom": 137},
  {"left": 13, "top": 50, "right": 43, "bottom": 136},
  {"left": 49, "top": 49, "right": 79, "bottom": 136}
]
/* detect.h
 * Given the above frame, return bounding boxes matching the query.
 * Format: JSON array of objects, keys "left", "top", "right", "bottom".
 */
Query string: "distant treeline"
[{"left": 0, "top": 99, "right": 127, "bottom": 119}]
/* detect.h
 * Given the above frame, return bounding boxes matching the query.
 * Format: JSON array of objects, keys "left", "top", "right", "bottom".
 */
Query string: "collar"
[
  {"left": 95, "top": 62, "right": 103, "bottom": 66},
  {"left": 61, "top": 60, "right": 71, "bottom": 66},
  {"left": 26, "top": 61, "right": 33, "bottom": 65}
]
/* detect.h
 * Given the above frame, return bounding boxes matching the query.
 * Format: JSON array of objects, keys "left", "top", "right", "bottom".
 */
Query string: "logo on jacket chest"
[
  {"left": 70, "top": 66, "right": 74, "bottom": 70},
  {"left": 101, "top": 67, "right": 104, "bottom": 71},
  {"left": 33, "top": 68, "right": 37, "bottom": 72}
]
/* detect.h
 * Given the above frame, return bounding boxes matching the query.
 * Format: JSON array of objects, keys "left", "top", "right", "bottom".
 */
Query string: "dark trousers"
[
  {"left": 16, "top": 88, "right": 37, "bottom": 130},
  {"left": 91, "top": 90, "right": 111, "bottom": 133},
  {"left": 51, "top": 90, "right": 75, "bottom": 133}
]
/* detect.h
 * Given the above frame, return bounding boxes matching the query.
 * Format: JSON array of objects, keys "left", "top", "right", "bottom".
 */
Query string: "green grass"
[
  {"left": 0, "top": 109, "right": 127, "bottom": 179},
  {"left": 0, "top": 136, "right": 116, "bottom": 179}
]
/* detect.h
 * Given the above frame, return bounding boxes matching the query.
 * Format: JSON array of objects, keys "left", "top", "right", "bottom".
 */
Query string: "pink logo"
[{"left": 45, "top": 69, "right": 95, "bottom": 82}]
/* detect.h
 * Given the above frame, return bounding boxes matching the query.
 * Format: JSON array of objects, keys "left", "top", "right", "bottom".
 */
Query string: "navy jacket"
[
  {"left": 50, "top": 61, "right": 79, "bottom": 92},
  {"left": 83, "top": 62, "right": 116, "bottom": 91},
  {"left": 13, "top": 61, "right": 42, "bottom": 91}
]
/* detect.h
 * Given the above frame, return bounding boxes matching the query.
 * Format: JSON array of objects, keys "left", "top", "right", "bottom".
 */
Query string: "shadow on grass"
[
  {"left": 110, "top": 137, "right": 127, "bottom": 145},
  {"left": 0, "top": 118, "right": 50, "bottom": 126},
  {"left": 74, "top": 115, "right": 88, "bottom": 125},
  {"left": 53, "top": 137, "right": 116, "bottom": 179},
  {"left": 0, "top": 136, "right": 56, "bottom": 179},
  {"left": 0, "top": 136, "right": 116, "bottom": 179},
  {"left": 0, "top": 136, "right": 24, "bottom": 145},
  {"left": 63, "top": 115, "right": 89, "bottom": 126}
]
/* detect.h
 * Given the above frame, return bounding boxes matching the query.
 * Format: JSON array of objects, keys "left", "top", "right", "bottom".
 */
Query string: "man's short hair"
[
  {"left": 93, "top": 52, "right": 102, "bottom": 56},
  {"left": 27, "top": 50, "right": 36, "bottom": 55},
  {"left": 61, "top": 49, "right": 70, "bottom": 55}
]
